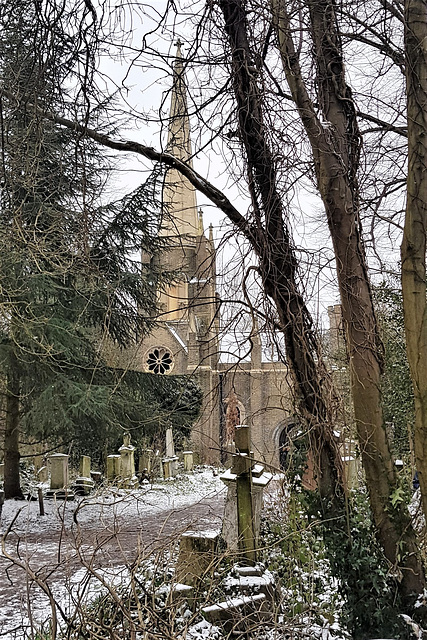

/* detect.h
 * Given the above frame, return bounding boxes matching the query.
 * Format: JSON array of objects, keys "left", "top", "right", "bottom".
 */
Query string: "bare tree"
[
  {"left": 269, "top": 0, "right": 424, "bottom": 596},
  {"left": 401, "top": 0, "right": 427, "bottom": 529},
  {"left": 2, "top": 0, "right": 427, "bottom": 609}
]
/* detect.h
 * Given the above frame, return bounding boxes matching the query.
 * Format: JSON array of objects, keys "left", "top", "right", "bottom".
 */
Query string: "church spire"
[{"left": 161, "top": 41, "right": 199, "bottom": 237}]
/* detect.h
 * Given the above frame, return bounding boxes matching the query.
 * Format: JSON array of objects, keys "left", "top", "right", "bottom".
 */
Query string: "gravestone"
[
  {"left": 183, "top": 451, "right": 194, "bottom": 472},
  {"left": 34, "top": 455, "right": 48, "bottom": 483},
  {"left": 139, "top": 449, "right": 153, "bottom": 474},
  {"left": 163, "top": 427, "right": 179, "bottom": 478},
  {"left": 166, "top": 427, "right": 175, "bottom": 457},
  {"left": 50, "top": 453, "right": 69, "bottom": 490},
  {"left": 118, "top": 432, "right": 138, "bottom": 488},
  {"left": 107, "top": 455, "right": 121, "bottom": 481},
  {"left": 46, "top": 453, "right": 74, "bottom": 500},
  {"left": 37, "top": 466, "right": 48, "bottom": 483},
  {"left": 74, "top": 455, "right": 95, "bottom": 495},
  {"left": 163, "top": 458, "right": 172, "bottom": 479},
  {"left": 80, "top": 455, "right": 91, "bottom": 478},
  {"left": 175, "top": 530, "right": 220, "bottom": 586},
  {"left": 220, "top": 425, "right": 272, "bottom": 563}
]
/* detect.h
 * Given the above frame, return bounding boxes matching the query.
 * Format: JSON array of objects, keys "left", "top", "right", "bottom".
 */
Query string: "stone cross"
[
  {"left": 220, "top": 425, "right": 272, "bottom": 564},
  {"left": 233, "top": 425, "right": 256, "bottom": 563}
]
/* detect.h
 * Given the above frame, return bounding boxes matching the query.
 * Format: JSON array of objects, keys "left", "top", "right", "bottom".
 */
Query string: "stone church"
[{"left": 135, "top": 45, "right": 293, "bottom": 468}]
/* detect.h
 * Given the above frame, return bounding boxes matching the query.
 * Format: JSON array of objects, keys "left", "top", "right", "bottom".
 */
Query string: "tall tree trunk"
[
  {"left": 273, "top": 0, "right": 424, "bottom": 596},
  {"left": 402, "top": 0, "right": 427, "bottom": 526},
  {"left": 4, "top": 365, "right": 22, "bottom": 499},
  {"left": 218, "top": 0, "right": 344, "bottom": 506}
]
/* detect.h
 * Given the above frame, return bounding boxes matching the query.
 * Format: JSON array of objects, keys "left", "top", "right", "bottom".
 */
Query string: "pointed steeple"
[
  {"left": 198, "top": 207, "right": 204, "bottom": 235},
  {"left": 161, "top": 41, "right": 199, "bottom": 238}
]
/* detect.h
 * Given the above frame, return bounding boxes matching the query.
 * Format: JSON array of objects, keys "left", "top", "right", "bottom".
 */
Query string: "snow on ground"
[
  {"left": 0, "top": 468, "right": 225, "bottom": 639},
  {"left": 0, "top": 468, "right": 225, "bottom": 537},
  {"left": 0, "top": 472, "right": 363, "bottom": 640}
]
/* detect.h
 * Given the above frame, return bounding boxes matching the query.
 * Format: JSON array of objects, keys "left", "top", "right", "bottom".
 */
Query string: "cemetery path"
[{"left": 0, "top": 473, "right": 226, "bottom": 638}]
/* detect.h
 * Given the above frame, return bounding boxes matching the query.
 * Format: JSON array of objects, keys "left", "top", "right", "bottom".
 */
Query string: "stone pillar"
[
  {"left": 107, "top": 455, "right": 121, "bottom": 481},
  {"left": 166, "top": 428, "right": 175, "bottom": 457},
  {"left": 49, "top": 453, "right": 69, "bottom": 490},
  {"left": 183, "top": 451, "right": 194, "bottom": 472},
  {"left": 163, "top": 429, "right": 178, "bottom": 477}
]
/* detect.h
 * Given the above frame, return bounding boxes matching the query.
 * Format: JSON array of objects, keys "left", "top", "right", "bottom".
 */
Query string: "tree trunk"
[
  {"left": 402, "top": 0, "right": 427, "bottom": 527},
  {"left": 273, "top": 0, "right": 424, "bottom": 596},
  {"left": 218, "top": 0, "right": 344, "bottom": 506},
  {"left": 4, "top": 366, "right": 22, "bottom": 499}
]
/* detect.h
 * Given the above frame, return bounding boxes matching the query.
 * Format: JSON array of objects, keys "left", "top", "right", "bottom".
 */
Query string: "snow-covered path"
[{"left": 0, "top": 470, "right": 226, "bottom": 639}]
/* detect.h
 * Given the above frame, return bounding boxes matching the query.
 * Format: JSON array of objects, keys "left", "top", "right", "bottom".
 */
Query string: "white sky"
[{"left": 92, "top": 0, "right": 365, "bottom": 337}]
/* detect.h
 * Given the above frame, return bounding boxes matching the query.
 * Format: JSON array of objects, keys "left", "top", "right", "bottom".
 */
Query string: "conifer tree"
[{"left": 0, "top": 1, "right": 202, "bottom": 497}]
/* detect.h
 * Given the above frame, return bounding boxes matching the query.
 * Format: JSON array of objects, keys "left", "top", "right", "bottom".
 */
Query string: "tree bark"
[
  {"left": 4, "top": 365, "right": 22, "bottom": 499},
  {"left": 218, "top": 0, "right": 344, "bottom": 505},
  {"left": 273, "top": 0, "right": 424, "bottom": 596},
  {"left": 402, "top": 0, "right": 427, "bottom": 528}
]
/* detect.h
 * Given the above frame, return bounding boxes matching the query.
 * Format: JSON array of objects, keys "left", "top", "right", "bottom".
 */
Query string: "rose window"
[{"left": 146, "top": 347, "right": 174, "bottom": 374}]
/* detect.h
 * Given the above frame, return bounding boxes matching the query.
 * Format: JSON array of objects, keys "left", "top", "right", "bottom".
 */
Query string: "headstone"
[
  {"left": 107, "top": 455, "right": 121, "bottom": 481},
  {"left": 118, "top": 432, "right": 138, "bottom": 488},
  {"left": 157, "top": 450, "right": 164, "bottom": 479},
  {"left": 139, "top": 449, "right": 153, "bottom": 474},
  {"left": 202, "top": 594, "right": 268, "bottom": 632},
  {"left": 74, "top": 455, "right": 95, "bottom": 495},
  {"left": 163, "top": 458, "right": 172, "bottom": 479},
  {"left": 183, "top": 451, "right": 194, "bottom": 472},
  {"left": 220, "top": 425, "right": 272, "bottom": 563},
  {"left": 46, "top": 453, "right": 74, "bottom": 500},
  {"left": 49, "top": 453, "right": 69, "bottom": 490},
  {"left": 175, "top": 530, "right": 220, "bottom": 586},
  {"left": 343, "top": 455, "right": 358, "bottom": 489},
  {"left": 80, "top": 455, "right": 91, "bottom": 478},
  {"left": 90, "top": 471, "right": 102, "bottom": 484}
]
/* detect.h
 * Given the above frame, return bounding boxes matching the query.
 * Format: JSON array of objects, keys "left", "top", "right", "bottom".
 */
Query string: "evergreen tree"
[{"left": 0, "top": 1, "right": 202, "bottom": 497}]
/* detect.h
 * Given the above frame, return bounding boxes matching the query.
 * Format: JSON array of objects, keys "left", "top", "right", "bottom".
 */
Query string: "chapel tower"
[
  {"left": 139, "top": 43, "right": 292, "bottom": 468},
  {"left": 140, "top": 43, "right": 220, "bottom": 460}
]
